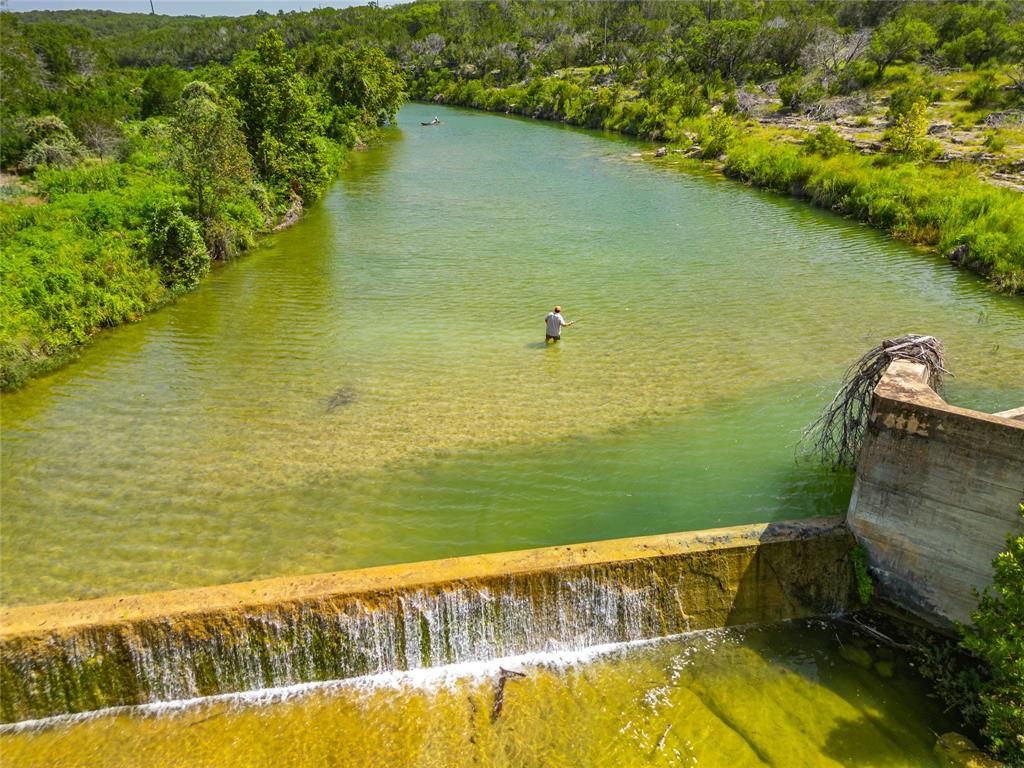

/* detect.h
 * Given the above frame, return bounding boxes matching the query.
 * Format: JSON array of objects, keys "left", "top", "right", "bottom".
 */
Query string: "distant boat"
[{"left": 421, "top": 118, "right": 441, "bottom": 126}]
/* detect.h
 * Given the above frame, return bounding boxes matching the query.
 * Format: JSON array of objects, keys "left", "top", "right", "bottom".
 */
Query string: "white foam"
[{"left": 0, "top": 627, "right": 739, "bottom": 734}]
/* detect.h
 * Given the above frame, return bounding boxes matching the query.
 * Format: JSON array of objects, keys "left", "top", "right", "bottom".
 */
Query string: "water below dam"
[
  {"left": 0, "top": 620, "right": 957, "bottom": 767},
  {"left": 2, "top": 102, "right": 1023, "bottom": 607}
]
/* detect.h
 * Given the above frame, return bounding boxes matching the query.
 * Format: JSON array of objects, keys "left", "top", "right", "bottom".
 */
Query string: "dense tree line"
[{"left": 0, "top": 17, "right": 403, "bottom": 388}]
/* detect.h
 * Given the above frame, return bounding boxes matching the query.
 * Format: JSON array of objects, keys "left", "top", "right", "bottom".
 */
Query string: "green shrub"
[
  {"left": 961, "top": 71, "right": 1001, "bottom": 109},
  {"left": 884, "top": 97, "right": 934, "bottom": 157},
  {"left": 17, "top": 115, "right": 86, "bottom": 172},
  {"left": 984, "top": 132, "right": 1007, "bottom": 152},
  {"left": 959, "top": 506, "right": 1024, "bottom": 763},
  {"left": 887, "top": 80, "right": 941, "bottom": 121},
  {"left": 147, "top": 203, "right": 209, "bottom": 290},
  {"left": 803, "top": 125, "right": 849, "bottom": 158},
  {"left": 699, "top": 111, "right": 736, "bottom": 159}
]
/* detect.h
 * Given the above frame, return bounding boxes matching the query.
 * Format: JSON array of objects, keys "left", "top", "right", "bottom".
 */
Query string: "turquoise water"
[{"left": 2, "top": 102, "right": 1022, "bottom": 606}]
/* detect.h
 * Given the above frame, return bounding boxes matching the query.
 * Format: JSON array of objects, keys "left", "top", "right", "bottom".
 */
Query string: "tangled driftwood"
[{"left": 802, "top": 334, "right": 950, "bottom": 470}]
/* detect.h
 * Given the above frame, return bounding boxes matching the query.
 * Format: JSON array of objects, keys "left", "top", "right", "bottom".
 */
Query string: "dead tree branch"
[{"left": 801, "top": 334, "right": 950, "bottom": 470}]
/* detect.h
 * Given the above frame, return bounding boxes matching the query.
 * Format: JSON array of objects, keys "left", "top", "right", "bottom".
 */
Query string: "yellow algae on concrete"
[{"left": 0, "top": 518, "right": 854, "bottom": 723}]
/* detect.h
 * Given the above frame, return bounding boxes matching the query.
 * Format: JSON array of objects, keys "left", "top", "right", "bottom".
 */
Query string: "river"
[{"left": 2, "top": 102, "right": 1022, "bottom": 606}]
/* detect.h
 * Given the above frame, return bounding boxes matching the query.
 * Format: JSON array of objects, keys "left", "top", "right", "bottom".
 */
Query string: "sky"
[{"left": 4, "top": 0, "right": 383, "bottom": 15}]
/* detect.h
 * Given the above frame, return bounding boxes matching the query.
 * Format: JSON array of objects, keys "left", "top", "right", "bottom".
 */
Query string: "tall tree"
[
  {"left": 228, "top": 29, "right": 329, "bottom": 198},
  {"left": 173, "top": 81, "right": 254, "bottom": 225},
  {"left": 870, "top": 16, "right": 938, "bottom": 77}
]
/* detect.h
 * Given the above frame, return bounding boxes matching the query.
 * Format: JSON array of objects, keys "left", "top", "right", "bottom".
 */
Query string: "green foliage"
[
  {"left": 777, "top": 73, "right": 803, "bottom": 112},
  {"left": 984, "top": 132, "right": 1006, "bottom": 153},
  {"left": 1, "top": 16, "right": 398, "bottom": 388},
  {"left": 886, "top": 80, "right": 941, "bottom": 122},
  {"left": 870, "top": 16, "right": 938, "bottom": 77},
  {"left": 884, "top": 97, "right": 932, "bottom": 158},
  {"left": 849, "top": 544, "right": 874, "bottom": 605},
  {"left": 173, "top": 81, "right": 256, "bottom": 257},
  {"left": 699, "top": 111, "right": 736, "bottom": 159},
  {"left": 17, "top": 115, "right": 86, "bottom": 172},
  {"left": 959, "top": 506, "right": 1024, "bottom": 763},
  {"left": 146, "top": 202, "right": 208, "bottom": 290},
  {"left": 229, "top": 30, "right": 333, "bottom": 199},
  {"left": 0, "top": 156, "right": 173, "bottom": 388},
  {"left": 307, "top": 46, "right": 405, "bottom": 139},
  {"left": 961, "top": 71, "right": 1001, "bottom": 110},
  {"left": 803, "top": 125, "right": 849, "bottom": 158},
  {"left": 141, "top": 65, "right": 187, "bottom": 118}
]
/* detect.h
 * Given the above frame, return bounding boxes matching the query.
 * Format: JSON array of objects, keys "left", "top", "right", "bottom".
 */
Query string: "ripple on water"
[{"left": 1, "top": 103, "right": 1022, "bottom": 605}]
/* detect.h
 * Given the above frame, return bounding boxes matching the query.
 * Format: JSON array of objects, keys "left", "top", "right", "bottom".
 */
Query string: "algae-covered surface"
[
  {"left": 2, "top": 102, "right": 1023, "bottom": 606},
  {"left": 0, "top": 621, "right": 955, "bottom": 767}
]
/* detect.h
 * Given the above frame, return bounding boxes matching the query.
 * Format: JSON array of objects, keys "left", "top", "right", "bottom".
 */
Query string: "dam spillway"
[{"left": 0, "top": 518, "right": 853, "bottom": 723}]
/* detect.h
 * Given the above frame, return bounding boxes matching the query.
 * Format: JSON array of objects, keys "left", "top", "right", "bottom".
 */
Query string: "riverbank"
[
  {"left": 0, "top": 25, "right": 404, "bottom": 392},
  {"left": 0, "top": 146, "right": 337, "bottom": 392},
  {"left": 419, "top": 78, "right": 1024, "bottom": 295}
]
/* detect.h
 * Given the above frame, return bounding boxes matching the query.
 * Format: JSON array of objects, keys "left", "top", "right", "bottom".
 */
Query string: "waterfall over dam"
[{"left": 0, "top": 518, "right": 854, "bottom": 723}]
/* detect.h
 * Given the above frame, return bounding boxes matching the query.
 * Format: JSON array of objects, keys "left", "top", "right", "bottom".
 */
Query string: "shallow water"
[
  {"left": 2, "top": 103, "right": 1022, "bottom": 606},
  {"left": 0, "top": 621, "right": 957, "bottom": 767}
]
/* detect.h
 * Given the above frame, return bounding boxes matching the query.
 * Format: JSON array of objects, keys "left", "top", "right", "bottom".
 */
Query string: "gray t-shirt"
[{"left": 545, "top": 312, "right": 566, "bottom": 337}]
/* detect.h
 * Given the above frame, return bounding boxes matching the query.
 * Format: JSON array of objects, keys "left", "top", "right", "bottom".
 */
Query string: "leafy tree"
[
  {"left": 870, "top": 16, "right": 938, "bottom": 77},
  {"left": 1004, "top": 22, "right": 1024, "bottom": 93},
  {"left": 228, "top": 29, "right": 330, "bottom": 199},
  {"left": 960, "top": 507, "right": 1024, "bottom": 764},
  {"left": 327, "top": 47, "right": 406, "bottom": 128},
  {"left": 141, "top": 65, "right": 187, "bottom": 118},
  {"left": 174, "top": 81, "right": 254, "bottom": 226}
]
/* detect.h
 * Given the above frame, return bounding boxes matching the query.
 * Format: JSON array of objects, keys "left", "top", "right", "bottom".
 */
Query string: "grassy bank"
[
  {"left": 0, "top": 129, "right": 298, "bottom": 391},
  {"left": 420, "top": 75, "right": 1023, "bottom": 293}
]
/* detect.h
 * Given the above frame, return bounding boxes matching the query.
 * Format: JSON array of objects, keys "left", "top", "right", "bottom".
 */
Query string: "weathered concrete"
[
  {"left": 847, "top": 360, "right": 1024, "bottom": 627},
  {"left": 0, "top": 518, "right": 854, "bottom": 723}
]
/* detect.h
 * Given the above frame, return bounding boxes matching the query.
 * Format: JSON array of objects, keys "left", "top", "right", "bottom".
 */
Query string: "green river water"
[{"left": 2, "top": 103, "right": 1022, "bottom": 607}]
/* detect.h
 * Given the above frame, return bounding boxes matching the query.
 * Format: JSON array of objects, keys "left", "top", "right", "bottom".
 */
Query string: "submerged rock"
[
  {"left": 933, "top": 732, "right": 1002, "bottom": 768},
  {"left": 873, "top": 660, "right": 895, "bottom": 678},
  {"left": 655, "top": 146, "right": 667, "bottom": 157},
  {"left": 326, "top": 385, "right": 357, "bottom": 412},
  {"left": 839, "top": 644, "right": 873, "bottom": 669}
]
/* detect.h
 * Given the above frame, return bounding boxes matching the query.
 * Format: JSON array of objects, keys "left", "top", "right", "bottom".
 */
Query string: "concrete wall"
[
  {"left": 0, "top": 518, "right": 854, "bottom": 723},
  {"left": 847, "top": 360, "right": 1024, "bottom": 627}
]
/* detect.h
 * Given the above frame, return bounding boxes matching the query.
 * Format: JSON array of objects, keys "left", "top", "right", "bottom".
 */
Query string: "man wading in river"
[{"left": 545, "top": 305, "right": 576, "bottom": 343}]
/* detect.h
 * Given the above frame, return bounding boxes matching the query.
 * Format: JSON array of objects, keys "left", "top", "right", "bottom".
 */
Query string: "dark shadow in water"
[
  {"left": 525, "top": 341, "right": 559, "bottom": 349},
  {"left": 821, "top": 714, "right": 937, "bottom": 766}
]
